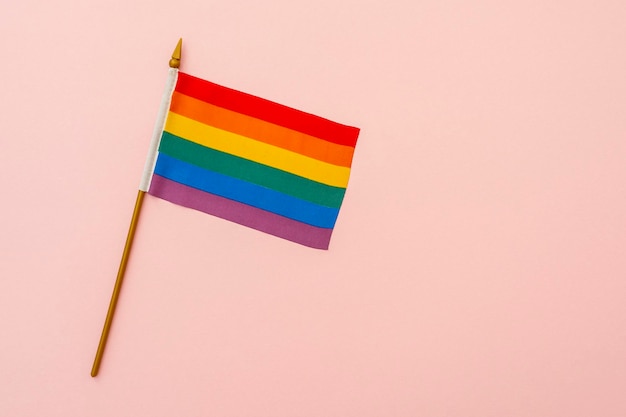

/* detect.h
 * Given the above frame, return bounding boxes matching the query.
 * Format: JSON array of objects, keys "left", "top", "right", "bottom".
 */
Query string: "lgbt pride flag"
[
  {"left": 142, "top": 71, "right": 360, "bottom": 249},
  {"left": 91, "top": 42, "right": 360, "bottom": 378}
]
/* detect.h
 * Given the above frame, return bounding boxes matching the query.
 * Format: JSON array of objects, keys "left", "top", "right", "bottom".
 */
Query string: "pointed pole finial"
[{"left": 169, "top": 38, "right": 182, "bottom": 68}]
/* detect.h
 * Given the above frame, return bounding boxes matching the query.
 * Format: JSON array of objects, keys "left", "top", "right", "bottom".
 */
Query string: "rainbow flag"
[{"left": 146, "top": 72, "right": 360, "bottom": 249}]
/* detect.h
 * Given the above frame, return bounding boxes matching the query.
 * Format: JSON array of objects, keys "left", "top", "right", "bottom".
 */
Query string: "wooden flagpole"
[{"left": 91, "top": 39, "right": 182, "bottom": 377}]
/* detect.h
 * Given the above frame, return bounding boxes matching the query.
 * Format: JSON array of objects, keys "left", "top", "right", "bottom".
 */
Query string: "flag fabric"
[{"left": 146, "top": 72, "right": 360, "bottom": 249}]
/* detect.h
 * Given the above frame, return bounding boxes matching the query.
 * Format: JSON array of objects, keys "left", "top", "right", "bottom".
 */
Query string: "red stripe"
[{"left": 175, "top": 72, "right": 359, "bottom": 148}]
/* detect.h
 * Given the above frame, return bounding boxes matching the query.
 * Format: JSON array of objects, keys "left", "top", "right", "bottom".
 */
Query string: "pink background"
[{"left": 2, "top": 0, "right": 626, "bottom": 416}]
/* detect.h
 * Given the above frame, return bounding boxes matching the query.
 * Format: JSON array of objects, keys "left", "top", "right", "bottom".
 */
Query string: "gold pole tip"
[{"left": 169, "top": 38, "right": 182, "bottom": 68}]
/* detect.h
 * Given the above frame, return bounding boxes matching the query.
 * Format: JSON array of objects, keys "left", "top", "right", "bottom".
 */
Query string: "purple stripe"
[{"left": 148, "top": 175, "right": 333, "bottom": 249}]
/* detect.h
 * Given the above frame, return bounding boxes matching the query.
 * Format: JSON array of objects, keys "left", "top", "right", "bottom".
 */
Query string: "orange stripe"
[{"left": 169, "top": 92, "right": 355, "bottom": 168}]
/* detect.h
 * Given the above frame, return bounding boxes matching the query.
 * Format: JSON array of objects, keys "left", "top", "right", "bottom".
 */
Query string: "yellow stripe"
[{"left": 164, "top": 112, "right": 351, "bottom": 188}]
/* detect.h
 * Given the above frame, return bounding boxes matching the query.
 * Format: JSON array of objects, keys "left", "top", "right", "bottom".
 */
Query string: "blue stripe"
[{"left": 153, "top": 153, "right": 340, "bottom": 228}]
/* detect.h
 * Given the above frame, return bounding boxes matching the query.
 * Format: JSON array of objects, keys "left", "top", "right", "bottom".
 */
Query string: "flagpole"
[{"left": 91, "top": 39, "right": 182, "bottom": 377}]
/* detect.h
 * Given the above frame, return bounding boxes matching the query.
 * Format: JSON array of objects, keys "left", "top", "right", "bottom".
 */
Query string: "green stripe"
[{"left": 158, "top": 132, "right": 346, "bottom": 208}]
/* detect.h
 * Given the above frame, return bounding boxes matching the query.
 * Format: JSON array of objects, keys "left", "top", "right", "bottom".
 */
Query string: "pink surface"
[{"left": 1, "top": 1, "right": 626, "bottom": 416}]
